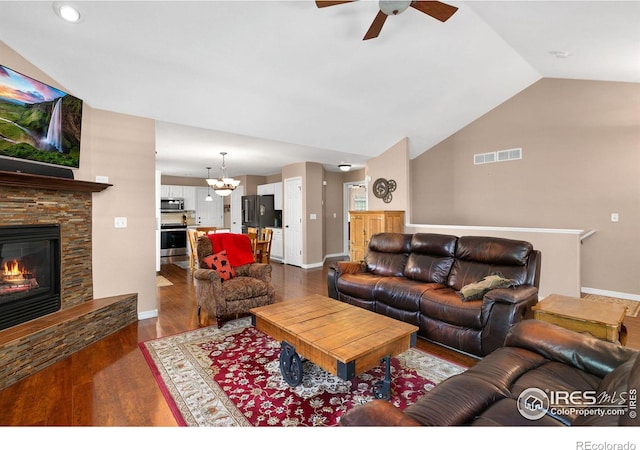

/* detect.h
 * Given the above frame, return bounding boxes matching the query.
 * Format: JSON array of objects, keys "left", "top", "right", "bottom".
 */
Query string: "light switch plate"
[{"left": 114, "top": 217, "right": 127, "bottom": 228}]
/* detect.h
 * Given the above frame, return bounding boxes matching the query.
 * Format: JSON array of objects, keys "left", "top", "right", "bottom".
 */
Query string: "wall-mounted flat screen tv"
[{"left": 0, "top": 64, "right": 82, "bottom": 170}]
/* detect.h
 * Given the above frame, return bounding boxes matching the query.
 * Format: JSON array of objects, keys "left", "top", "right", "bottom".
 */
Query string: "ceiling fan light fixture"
[
  {"left": 379, "top": 0, "right": 411, "bottom": 16},
  {"left": 338, "top": 163, "right": 352, "bottom": 172}
]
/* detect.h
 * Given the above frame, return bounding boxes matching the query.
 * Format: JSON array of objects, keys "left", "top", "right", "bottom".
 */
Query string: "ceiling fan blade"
[
  {"left": 363, "top": 10, "right": 388, "bottom": 40},
  {"left": 410, "top": 1, "right": 458, "bottom": 22},
  {"left": 315, "top": 1, "right": 354, "bottom": 7}
]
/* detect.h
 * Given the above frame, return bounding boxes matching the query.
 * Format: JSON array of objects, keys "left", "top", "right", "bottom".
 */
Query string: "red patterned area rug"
[{"left": 139, "top": 318, "right": 466, "bottom": 427}]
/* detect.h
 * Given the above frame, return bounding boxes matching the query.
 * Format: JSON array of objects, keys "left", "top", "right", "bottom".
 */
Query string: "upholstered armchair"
[{"left": 193, "top": 233, "right": 275, "bottom": 328}]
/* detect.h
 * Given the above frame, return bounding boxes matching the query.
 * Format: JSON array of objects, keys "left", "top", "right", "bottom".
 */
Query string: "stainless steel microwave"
[{"left": 160, "top": 198, "right": 184, "bottom": 211}]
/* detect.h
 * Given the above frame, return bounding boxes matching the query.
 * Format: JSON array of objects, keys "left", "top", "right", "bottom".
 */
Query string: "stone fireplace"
[
  {"left": 0, "top": 175, "right": 95, "bottom": 307},
  {"left": 0, "top": 171, "right": 138, "bottom": 389}
]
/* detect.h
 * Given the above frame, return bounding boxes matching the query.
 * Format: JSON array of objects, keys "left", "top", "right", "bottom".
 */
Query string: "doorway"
[{"left": 343, "top": 181, "right": 367, "bottom": 256}]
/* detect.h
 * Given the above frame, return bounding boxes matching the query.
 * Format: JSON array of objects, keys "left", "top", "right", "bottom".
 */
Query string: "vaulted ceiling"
[{"left": 1, "top": 1, "right": 638, "bottom": 178}]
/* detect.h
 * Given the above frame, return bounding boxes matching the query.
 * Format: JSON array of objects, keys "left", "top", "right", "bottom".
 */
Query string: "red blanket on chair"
[{"left": 207, "top": 233, "right": 256, "bottom": 267}]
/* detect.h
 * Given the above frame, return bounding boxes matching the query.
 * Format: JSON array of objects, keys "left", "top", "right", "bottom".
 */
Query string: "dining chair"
[
  {"left": 196, "top": 226, "right": 217, "bottom": 235},
  {"left": 246, "top": 231, "right": 259, "bottom": 262},
  {"left": 259, "top": 228, "right": 273, "bottom": 264},
  {"left": 187, "top": 229, "right": 206, "bottom": 271}
]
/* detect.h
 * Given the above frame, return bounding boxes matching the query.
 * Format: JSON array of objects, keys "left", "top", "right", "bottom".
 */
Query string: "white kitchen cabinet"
[
  {"left": 269, "top": 227, "right": 283, "bottom": 261},
  {"left": 183, "top": 186, "right": 196, "bottom": 210},
  {"left": 273, "top": 181, "right": 283, "bottom": 210},
  {"left": 257, "top": 182, "right": 283, "bottom": 210},
  {"left": 257, "top": 183, "right": 275, "bottom": 195},
  {"left": 160, "top": 185, "right": 184, "bottom": 198}
]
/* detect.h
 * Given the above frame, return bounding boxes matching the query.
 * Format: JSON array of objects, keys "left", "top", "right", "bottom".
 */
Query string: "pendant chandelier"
[{"left": 206, "top": 152, "right": 241, "bottom": 197}]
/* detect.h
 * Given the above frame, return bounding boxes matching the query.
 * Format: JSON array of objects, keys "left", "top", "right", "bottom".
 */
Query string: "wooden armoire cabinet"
[{"left": 348, "top": 210, "right": 405, "bottom": 261}]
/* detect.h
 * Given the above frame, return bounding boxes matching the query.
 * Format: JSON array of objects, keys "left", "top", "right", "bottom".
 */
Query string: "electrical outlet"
[
  {"left": 114, "top": 217, "right": 127, "bottom": 228},
  {"left": 611, "top": 213, "right": 619, "bottom": 222}
]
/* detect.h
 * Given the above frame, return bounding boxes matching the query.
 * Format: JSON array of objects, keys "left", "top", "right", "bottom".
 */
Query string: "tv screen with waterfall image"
[{"left": 0, "top": 64, "right": 82, "bottom": 169}]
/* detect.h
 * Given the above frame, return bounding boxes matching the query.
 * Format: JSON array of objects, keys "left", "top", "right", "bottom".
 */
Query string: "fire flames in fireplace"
[{"left": 0, "top": 259, "right": 39, "bottom": 293}]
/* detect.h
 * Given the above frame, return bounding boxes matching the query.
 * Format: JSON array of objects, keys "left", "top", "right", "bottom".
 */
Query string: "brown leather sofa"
[
  {"left": 328, "top": 233, "right": 541, "bottom": 357},
  {"left": 339, "top": 320, "right": 640, "bottom": 426}
]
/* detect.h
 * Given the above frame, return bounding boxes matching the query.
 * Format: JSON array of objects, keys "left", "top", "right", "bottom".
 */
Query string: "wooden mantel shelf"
[{"left": 0, "top": 170, "right": 112, "bottom": 193}]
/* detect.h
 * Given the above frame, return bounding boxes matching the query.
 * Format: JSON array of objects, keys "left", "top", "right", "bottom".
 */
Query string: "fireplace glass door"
[{"left": 0, "top": 225, "right": 61, "bottom": 331}]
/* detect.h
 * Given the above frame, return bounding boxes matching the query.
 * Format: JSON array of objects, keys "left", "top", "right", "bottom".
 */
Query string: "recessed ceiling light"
[{"left": 54, "top": 3, "right": 81, "bottom": 23}]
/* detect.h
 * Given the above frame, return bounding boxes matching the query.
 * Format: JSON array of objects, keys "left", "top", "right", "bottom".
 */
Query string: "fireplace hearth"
[{"left": 0, "top": 224, "right": 60, "bottom": 331}]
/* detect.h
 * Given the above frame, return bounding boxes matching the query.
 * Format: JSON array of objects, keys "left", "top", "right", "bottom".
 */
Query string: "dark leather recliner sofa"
[
  {"left": 339, "top": 320, "right": 640, "bottom": 426},
  {"left": 327, "top": 232, "right": 541, "bottom": 357}
]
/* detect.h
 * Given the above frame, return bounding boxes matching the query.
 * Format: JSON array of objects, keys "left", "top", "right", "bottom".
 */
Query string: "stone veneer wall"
[{"left": 0, "top": 184, "right": 93, "bottom": 308}]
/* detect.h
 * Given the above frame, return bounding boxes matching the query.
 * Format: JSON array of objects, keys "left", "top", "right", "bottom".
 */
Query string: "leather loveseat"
[
  {"left": 339, "top": 320, "right": 640, "bottom": 426},
  {"left": 327, "top": 233, "right": 541, "bottom": 357}
]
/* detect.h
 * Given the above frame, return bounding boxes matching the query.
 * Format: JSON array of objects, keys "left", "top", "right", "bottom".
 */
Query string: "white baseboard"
[
  {"left": 299, "top": 253, "right": 348, "bottom": 269},
  {"left": 138, "top": 309, "right": 158, "bottom": 320},
  {"left": 581, "top": 287, "right": 640, "bottom": 302}
]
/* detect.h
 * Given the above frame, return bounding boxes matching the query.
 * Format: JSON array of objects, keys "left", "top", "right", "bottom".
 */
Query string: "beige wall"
[
  {"left": 304, "top": 162, "right": 324, "bottom": 267},
  {"left": 84, "top": 108, "right": 157, "bottom": 314},
  {"left": 160, "top": 175, "right": 206, "bottom": 187},
  {"left": 366, "top": 138, "right": 410, "bottom": 213},
  {"left": 323, "top": 171, "right": 344, "bottom": 256},
  {"left": 1, "top": 41, "right": 158, "bottom": 316},
  {"left": 411, "top": 78, "right": 640, "bottom": 298}
]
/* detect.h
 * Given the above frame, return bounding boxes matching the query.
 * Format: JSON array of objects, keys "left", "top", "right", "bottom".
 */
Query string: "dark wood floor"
[{"left": 0, "top": 258, "right": 638, "bottom": 426}]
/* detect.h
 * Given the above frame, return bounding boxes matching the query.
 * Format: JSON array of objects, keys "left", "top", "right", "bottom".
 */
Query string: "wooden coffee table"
[
  {"left": 250, "top": 294, "right": 418, "bottom": 399},
  {"left": 532, "top": 294, "right": 627, "bottom": 344}
]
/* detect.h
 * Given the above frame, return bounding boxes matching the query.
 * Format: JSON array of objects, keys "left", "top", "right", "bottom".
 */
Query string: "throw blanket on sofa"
[{"left": 207, "top": 233, "right": 255, "bottom": 267}]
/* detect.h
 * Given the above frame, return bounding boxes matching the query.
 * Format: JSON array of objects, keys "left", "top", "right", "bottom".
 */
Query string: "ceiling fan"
[{"left": 316, "top": 1, "right": 458, "bottom": 40}]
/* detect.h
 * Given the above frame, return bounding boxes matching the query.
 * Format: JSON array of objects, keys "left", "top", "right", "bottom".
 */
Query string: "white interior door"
[
  {"left": 284, "top": 177, "right": 303, "bottom": 267},
  {"left": 196, "top": 187, "right": 223, "bottom": 227},
  {"left": 230, "top": 185, "right": 244, "bottom": 233}
]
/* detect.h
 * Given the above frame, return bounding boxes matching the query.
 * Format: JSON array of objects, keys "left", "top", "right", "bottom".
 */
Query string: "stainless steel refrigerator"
[{"left": 241, "top": 195, "right": 275, "bottom": 234}]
